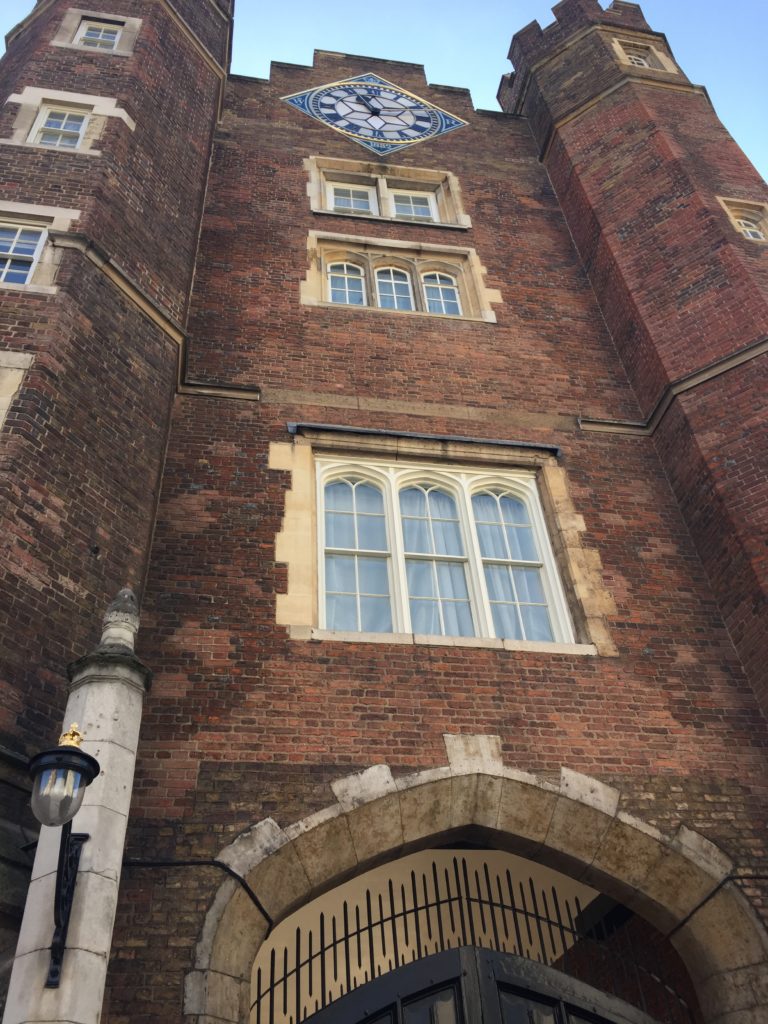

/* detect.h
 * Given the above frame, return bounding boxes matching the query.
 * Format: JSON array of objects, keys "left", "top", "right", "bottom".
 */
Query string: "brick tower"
[
  {"left": 499, "top": 0, "right": 768, "bottom": 707},
  {"left": 1, "top": 2, "right": 767, "bottom": 1024},
  {"left": 0, "top": 0, "right": 232, "bottom": 1010}
]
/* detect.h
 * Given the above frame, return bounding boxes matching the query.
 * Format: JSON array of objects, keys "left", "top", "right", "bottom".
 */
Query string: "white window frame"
[
  {"left": 316, "top": 458, "right": 575, "bottom": 643},
  {"left": 326, "top": 182, "right": 378, "bottom": 216},
  {"left": 625, "top": 51, "right": 650, "bottom": 68},
  {"left": 735, "top": 217, "right": 765, "bottom": 241},
  {"left": 374, "top": 266, "right": 415, "bottom": 311},
  {"left": 327, "top": 261, "right": 367, "bottom": 305},
  {"left": 389, "top": 190, "right": 439, "bottom": 222},
  {"left": 0, "top": 222, "right": 47, "bottom": 286},
  {"left": 422, "top": 271, "right": 462, "bottom": 316},
  {"left": 28, "top": 105, "right": 89, "bottom": 149},
  {"left": 73, "top": 18, "right": 122, "bottom": 50}
]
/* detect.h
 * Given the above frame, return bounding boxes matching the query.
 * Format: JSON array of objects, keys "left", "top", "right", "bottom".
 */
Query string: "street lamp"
[{"left": 28, "top": 724, "right": 100, "bottom": 988}]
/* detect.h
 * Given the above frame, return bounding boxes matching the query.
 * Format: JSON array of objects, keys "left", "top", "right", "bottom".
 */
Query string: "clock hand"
[{"left": 353, "top": 91, "right": 379, "bottom": 114}]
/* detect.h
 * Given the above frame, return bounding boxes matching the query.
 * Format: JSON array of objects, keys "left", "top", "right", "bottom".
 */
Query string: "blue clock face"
[{"left": 283, "top": 74, "right": 467, "bottom": 156}]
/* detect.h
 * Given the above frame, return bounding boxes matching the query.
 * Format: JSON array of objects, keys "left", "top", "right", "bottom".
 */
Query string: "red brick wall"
[
  {"left": 499, "top": 0, "right": 768, "bottom": 708},
  {"left": 0, "top": 0, "right": 228, "bottom": 755},
  {"left": 101, "top": 47, "right": 768, "bottom": 1021}
]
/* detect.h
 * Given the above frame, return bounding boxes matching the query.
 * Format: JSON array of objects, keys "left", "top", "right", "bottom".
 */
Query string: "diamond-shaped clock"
[{"left": 282, "top": 73, "right": 467, "bottom": 156}]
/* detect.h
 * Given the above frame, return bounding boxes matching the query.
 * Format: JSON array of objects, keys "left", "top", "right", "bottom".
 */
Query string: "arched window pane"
[
  {"left": 376, "top": 268, "right": 414, "bottom": 310},
  {"left": 324, "top": 479, "right": 392, "bottom": 632},
  {"left": 329, "top": 262, "right": 366, "bottom": 305},
  {"left": 423, "top": 272, "right": 461, "bottom": 316},
  {"left": 401, "top": 486, "right": 473, "bottom": 636},
  {"left": 472, "top": 491, "right": 553, "bottom": 641}
]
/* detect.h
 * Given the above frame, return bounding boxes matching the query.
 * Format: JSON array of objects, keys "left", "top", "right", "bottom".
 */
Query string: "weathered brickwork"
[
  {"left": 1, "top": 0, "right": 767, "bottom": 1021},
  {"left": 499, "top": 0, "right": 768, "bottom": 710},
  {"left": 0, "top": 2, "right": 227, "bottom": 1005}
]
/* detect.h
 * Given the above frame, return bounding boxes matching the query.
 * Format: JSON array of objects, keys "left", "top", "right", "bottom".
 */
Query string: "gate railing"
[{"left": 251, "top": 852, "right": 698, "bottom": 1024}]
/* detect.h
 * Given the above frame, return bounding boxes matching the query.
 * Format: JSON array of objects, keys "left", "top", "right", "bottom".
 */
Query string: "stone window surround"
[
  {"left": 305, "top": 155, "right": 472, "bottom": 230},
  {"left": 51, "top": 9, "right": 142, "bottom": 57},
  {"left": 610, "top": 35, "right": 678, "bottom": 75},
  {"left": 3, "top": 87, "right": 136, "bottom": 156},
  {"left": 0, "top": 351, "right": 34, "bottom": 430},
  {"left": 0, "top": 200, "right": 81, "bottom": 294},
  {"left": 716, "top": 196, "right": 768, "bottom": 244},
  {"left": 302, "top": 230, "right": 502, "bottom": 323},
  {"left": 269, "top": 429, "right": 619, "bottom": 656}
]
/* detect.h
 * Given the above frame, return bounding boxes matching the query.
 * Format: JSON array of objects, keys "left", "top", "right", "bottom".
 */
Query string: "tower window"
[
  {"left": 736, "top": 217, "right": 765, "bottom": 241},
  {"left": 318, "top": 460, "right": 574, "bottom": 642},
  {"left": 717, "top": 197, "right": 768, "bottom": 244},
  {"left": 0, "top": 225, "right": 46, "bottom": 285},
  {"left": 612, "top": 38, "right": 676, "bottom": 73},
  {"left": 74, "top": 20, "right": 122, "bottom": 50},
  {"left": 51, "top": 12, "right": 142, "bottom": 56},
  {"left": 626, "top": 51, "right": 650, "bottom": 67},
  {"left": 31, "top": 108, "right": 88, "bottom": 149}
]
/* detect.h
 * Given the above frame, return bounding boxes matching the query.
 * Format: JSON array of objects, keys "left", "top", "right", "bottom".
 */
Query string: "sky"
[{"left": 1, "top": 0, "right": 766, "bottom": 181}]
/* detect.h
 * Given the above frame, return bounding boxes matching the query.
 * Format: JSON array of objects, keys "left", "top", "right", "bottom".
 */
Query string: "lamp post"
[
  {"left": 28, "top": 724, "right": 100, "bottom": 988},
  {"left": 4, "top": 589, "right": 151, "bottom": 1024}
]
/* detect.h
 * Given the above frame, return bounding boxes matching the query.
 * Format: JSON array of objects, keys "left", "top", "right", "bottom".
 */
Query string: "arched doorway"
[
  {"left": 250, "top": 849, "right": 699, "bottom": 1024},
  {"left": 186, "top": 746, "right": 768, "bottom": 1023}
]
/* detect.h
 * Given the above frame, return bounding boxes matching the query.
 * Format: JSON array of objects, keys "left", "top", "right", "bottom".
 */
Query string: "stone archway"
[{"left": 185, "top": 735, "right": 768, "bottom": 1024}]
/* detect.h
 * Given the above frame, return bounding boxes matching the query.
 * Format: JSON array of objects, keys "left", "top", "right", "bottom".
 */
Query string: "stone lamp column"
[{"left": 4, "top": 589, "right": 151, "bottom": 1024}]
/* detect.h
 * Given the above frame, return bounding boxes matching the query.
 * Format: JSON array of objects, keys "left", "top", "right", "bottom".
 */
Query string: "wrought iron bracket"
[{"left": 46, "top": 820, "right": 90, "bottom": 988}]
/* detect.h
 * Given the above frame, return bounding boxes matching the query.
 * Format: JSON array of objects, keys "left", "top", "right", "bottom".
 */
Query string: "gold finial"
[{"left": 58, "top": 723, "right": 83, "bottom": 748}]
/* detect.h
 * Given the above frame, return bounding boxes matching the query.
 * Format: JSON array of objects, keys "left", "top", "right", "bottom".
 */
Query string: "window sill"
[
  {"left": 311, "top": 301, "right": 493, "bottom": 324},
  {"left": 292, "top": 626, "right": 597, "bottom": 655},
  {"left": 50, "top": 42, "right": 133, "bottom": 57},
  {"left": 314, "top": 209, "right": 470, "bottom": 231},
  {"left": 0, "top": 283, "right": 57, "bottom": 295},
  {"left": 0, "top": 140, "right": 101, "bottom": 156}
]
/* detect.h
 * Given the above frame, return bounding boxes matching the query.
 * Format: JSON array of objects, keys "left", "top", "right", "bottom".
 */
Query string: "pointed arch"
[{"left": 186, "top": 736, "right": 768, "bottom": 1023}]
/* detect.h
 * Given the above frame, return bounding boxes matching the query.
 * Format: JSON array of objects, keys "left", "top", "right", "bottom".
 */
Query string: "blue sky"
[{"left": 2, "top": 0, "right": 766, "bottom": 180}]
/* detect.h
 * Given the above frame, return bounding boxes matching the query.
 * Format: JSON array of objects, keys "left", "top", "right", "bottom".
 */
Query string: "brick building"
[{"left": 1, "top": 1, "right": 767, "bottom": 1022}]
